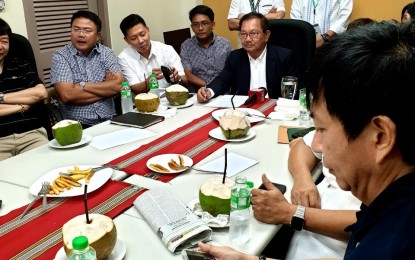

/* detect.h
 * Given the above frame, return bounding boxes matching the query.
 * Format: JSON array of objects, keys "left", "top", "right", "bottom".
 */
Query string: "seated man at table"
[
  {"left": 118, "top": 14, "right": 188, "bottom": 94},
  {"left": 50, "top": 10, "right": 123, "bottom": 127},
  {"left": 180, "top": 5, "right": 232, "bottom": 91},
  {"left": 198, "top": 21, "right": 415, "bottom": 259},
  {"left": 0, "top": 18, "right": 48, "bottom": 161},
  {"left": 196, "top": 12, "right": 296, "bottom": 103}
]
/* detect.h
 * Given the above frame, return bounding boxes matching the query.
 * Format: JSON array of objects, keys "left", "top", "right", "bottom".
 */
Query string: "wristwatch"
[
  {"left": 79, "top": 81, "right": 86, "bottom": 90},
  {"left": 321, "top": 33, "right": 331, "bottom": 43},
  {"left": 0, "top": 92, "right": 4, "bottom": 103},
  {"left": 258, "top": 255, "right": 266, "bottom": 260},
  {"left": 290, "top": 205, "right": 305, "bottom": 231},
  {"left": 176, "top": 78, "right": 183, "bottom": 85}
]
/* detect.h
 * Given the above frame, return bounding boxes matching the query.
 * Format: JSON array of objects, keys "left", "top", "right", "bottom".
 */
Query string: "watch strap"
[
  {"left": 258, "top": 255, "right": 266, "bottom": 260},
  {"left": 294, "top": 205, "right": 305, "bottom": 218},
  {"left": 0, "top": 92, "right": 4, "bottom": 103}
]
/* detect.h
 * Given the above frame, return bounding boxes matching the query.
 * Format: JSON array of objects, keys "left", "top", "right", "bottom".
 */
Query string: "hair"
[
  {"left": 0, "top": 18, "right": 12, "bottom": 37},
  {"left": 71, "top": 10, "right": 102, "bottom": 32},
  {"left": 309, "top": 20, "right": 415, "bottom": 164},
  {"left": 239, "top": 12, "right": 269, "bottom": 32},
  {"left": 347, "top": 18, "right": 375, "bottom": 30},
  {"left": 401, "top": 2, "right": 415, "bottom": 22},
  {"left": 120, "top": 14, "right": 147, "bottom": 37},
  {"left": 189, "top": 5, "right": 214, "bottom": 22}
]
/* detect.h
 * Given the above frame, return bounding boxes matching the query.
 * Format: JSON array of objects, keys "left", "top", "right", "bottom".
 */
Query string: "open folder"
[{"left": 110, "top": 112, "right": 165, "bottom": 128}]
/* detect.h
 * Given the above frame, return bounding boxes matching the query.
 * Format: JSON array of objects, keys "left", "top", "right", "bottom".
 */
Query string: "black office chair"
[
  {"left": 163, "top": 28, "right": 191, "bottom": 54},
  {"left": 8, "top": 33, "right": 60, "bottom": 140},
  {"left": 268, "top": 19, "right": 316, "bottom": 88}
]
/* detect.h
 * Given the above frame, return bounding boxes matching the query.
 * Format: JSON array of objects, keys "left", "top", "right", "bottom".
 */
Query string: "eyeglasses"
[
  {"left": 191, "top": 21, "right": 212, "bottom": 28},
  {"left": 71, "top": 27, "right": 94, "bottom": 35},
  {"left": 239, "top": 31, "right": 262, "bottom": 39}
]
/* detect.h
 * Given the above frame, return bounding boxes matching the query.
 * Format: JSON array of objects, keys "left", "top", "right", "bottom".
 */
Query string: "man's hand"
[
  {"left": 268, "top": 6, "right": 277, "bottom": 14},
  {"left": 316, "top": 34, "right": 324, "bottom": 48},
  {"left": 291, "top": 180, "right": 321, "bottom": 208},
  {"left": 105, "top": 71, "right": 116, "bottom": 81},
  {"left": 197, "top": 87, "right": 212, "bottom": 103},
  {"left": 198, "top": 242, "right": 256, "bottom": 260},
  {"left": 251, "top": 174, "right": 296, "bottom": 225}
]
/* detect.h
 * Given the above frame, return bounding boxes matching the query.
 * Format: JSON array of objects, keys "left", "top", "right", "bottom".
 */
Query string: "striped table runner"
[
  {"left": 107, "top": 99, "right": 277, "bottom": 183},
  {"left": 0, "top": 180, "right": 145, "bottom": 260}
]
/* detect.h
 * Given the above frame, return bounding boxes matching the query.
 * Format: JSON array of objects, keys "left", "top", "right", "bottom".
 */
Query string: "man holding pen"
[{"left": 196, "top": 12, "right": 296, "bottom": 103}]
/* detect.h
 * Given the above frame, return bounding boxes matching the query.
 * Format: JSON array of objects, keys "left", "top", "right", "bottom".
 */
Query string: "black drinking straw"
[
  {"left": 222, "top": 148, "right": 228, "bottom": 184},
  {"left": 231, "top": 93, "right": 236, "bottom": 110},
  {"left": 84, "top": 185, "right": 90, "bottom": 224}
]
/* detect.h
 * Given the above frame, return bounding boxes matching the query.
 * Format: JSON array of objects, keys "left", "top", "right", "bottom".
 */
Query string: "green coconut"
[
  {"left": 219, "top": 109, "right": 250, "bottom": 139},
  {"left": 165, "top": 84, "right": 189, "bottom": 106},
  {"left": 199, "top": 176, "right": 235, "bottom": 216},
  {"left": 52, "top": 120, "right": 82, "bottom": 146},
  {"left": 62, "top": 214, "right": 117, "bottom": 260},
  {"left": 135, "top": 93, "right": 160, "bottom": 112}
]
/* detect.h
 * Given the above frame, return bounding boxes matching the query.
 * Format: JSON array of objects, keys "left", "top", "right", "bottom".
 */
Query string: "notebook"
[{"left": 110, "top": 112, "right": 165, "bottom": 128}]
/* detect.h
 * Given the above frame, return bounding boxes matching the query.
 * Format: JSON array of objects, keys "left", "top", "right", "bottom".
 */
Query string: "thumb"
[{"left": 261, "top": 174, "right": 276, "bottom": 191}]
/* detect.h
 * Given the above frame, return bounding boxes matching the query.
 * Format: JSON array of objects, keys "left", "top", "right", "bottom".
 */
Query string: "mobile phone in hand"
[
  {"left": 258, "top": 182, "right": 287, "bottom": 194},
  {"left": 161, "top": 65, "right": 173, "bottom": 83},
  {"left": 182, "top": 249, "right": 214, "bottom": 260}
]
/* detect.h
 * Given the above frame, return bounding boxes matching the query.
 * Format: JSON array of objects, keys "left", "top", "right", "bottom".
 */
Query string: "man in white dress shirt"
[
  {"left": 118, "top": 14, "right": 187, "bottom": 94},
  {"left": 290, "top": 0, "right": 353, "bottom": 47}
]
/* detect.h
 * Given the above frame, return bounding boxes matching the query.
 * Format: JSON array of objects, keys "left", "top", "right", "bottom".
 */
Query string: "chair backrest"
[
  {"left": 163, "top": 28, "right": 191, "bottom": 54},
  {"left": 267, "top": 19, "right": 316, "bottom": 86},
  {"left": 9, "top": 33, "right": 38, "bottom": 73}
]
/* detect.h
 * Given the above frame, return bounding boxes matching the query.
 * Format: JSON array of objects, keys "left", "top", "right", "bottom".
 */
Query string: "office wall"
[
  {"left": 205, "top": 0, "right": 409, "bottom": 49},
  {"left": 0, "top": 0, "right": 28, "bottom": 37}
]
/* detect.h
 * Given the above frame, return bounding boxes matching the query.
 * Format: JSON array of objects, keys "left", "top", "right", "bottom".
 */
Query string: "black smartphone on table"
[
  {"left": 258, "top": 182, "right": 287, "bottom": 194},
  {"left": 161, "top": 65, "right": 173, "bottom": 83},
  {"left": 182, "top": 250, "right": 214, "bottom": 260}
]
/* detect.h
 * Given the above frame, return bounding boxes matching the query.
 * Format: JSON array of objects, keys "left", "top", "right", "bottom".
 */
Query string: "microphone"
[{"left": 244, "top": 87, "right": 267, "bottom": 105}]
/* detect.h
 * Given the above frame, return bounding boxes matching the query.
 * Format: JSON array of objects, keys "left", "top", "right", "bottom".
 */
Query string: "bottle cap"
[
  {"left": 246, "top": 181, "right": 254, "bottom": 188},
  {"left": 122, "top": 81, "right": 128, "bottom": 86},
  {"left": 150, "top": 73, "right": 156, "bottom": 78},
  {"left": 72, "top": 235, "right": 89, "bottom": 250}
]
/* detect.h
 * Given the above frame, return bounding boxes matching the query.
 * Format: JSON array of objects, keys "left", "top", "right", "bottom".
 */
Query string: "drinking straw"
[
  {"left": 84, "top": 185, "right": 90, "bottom": 224},
  {"left": 222, "top": 148, "right": 228, "bottom": 184},
  {"left": 231, "top": 93, "right": 236, "bottom": 110}
]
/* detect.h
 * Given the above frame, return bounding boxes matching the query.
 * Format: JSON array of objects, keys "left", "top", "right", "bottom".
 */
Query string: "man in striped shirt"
[{"left": 0, "top": 18, "right": 48, "bottom": 161}]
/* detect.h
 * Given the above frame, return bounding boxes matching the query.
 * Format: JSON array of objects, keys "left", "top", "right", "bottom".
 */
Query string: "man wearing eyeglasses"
[
  {"left": 197, "top": 12, "right": 296, "bottom": 103},
  {"left": 180, "top": 5, "right": 232, "bottom": 91},
  {"left": 51, "top": 10, "right": 123, "bottom": 128}
]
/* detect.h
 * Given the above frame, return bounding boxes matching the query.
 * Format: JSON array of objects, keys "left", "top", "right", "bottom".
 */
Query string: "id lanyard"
[
  {"left": 311, "top": 0, "right": 320, "bottom": 24},
  {"left": 249, "top": 0, "right": 261, "bottom": 12}
]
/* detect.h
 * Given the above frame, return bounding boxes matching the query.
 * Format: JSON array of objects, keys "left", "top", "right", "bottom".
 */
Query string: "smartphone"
[
  {"left": 182, "top": 250, "right": 214, "bottom": 260},
  {"left": 161, "top": 65, "right": 173, "bottom": 83},
  {"left": 258, "top": 182, "right": 287, "bottom": 194}
]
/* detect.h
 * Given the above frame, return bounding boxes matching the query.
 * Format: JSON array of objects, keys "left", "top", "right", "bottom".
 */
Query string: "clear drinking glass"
[{"left": 281, "top": 76, "right": 298, "bottom": 100}]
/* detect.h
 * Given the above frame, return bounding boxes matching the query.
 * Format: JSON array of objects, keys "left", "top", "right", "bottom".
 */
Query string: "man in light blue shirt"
[{"left": 51, "top": 10, "right": 123, "bottom": 127}]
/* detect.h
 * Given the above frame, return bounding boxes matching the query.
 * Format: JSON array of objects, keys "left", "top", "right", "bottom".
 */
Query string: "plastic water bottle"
[
  {"left": 299, "top": 88, "right": 312, "bottom": 126},
  {"left": 68, "top": 236, "right": 97, "bottom": 260},
  {"left": 149, "top": 73, "right": 160, "bottom": 97},
  {"left": 120, "top": 81, "right": 134, "bottom": 113},
  {"left": 229, "top": 176, "right": 252, "bottom": 244}
]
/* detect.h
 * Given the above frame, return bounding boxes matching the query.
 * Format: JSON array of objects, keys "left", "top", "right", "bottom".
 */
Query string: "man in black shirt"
[{"left": 0, "top": 18, "right": 48, "bottom": 161}]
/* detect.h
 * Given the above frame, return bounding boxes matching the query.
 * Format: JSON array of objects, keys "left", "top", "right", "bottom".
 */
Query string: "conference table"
[{"left": 0, "top": 96, "right": 318, "bottom": 259}]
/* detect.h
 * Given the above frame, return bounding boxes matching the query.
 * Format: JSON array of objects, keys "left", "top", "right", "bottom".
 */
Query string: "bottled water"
[
  {"left": 120, "top": 81, "right": 134, "bottom": 113},
  {"left": 68, "top": 236, "right": 97, "bottom": 260},
  {"left": 299, "top": 88, "right": 312, "bottom": 126},
  {"left": 149, "top": 73, "right": 160, "bottom": 97},
  {"left": 229, "top": 176, "right": 251, "bottom": 244}
]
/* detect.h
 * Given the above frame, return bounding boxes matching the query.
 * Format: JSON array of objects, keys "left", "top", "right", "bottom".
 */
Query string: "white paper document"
[
  {"left": 90, "top": 128, "right": 156, "bottom": 150},
  {"left": 197, "top": 152, "right": 259, "bottom": 177},
  {"left": 204, "top": 95, "right": 247, "bottom": 108}
]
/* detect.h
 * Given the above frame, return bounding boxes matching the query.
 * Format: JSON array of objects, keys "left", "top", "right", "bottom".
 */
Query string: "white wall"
[
  {"left": 0, "top": 0, "right": 202, "bottom": 55},
  {"left": 107, "top": 0, "right": 202, "bottom": 55},
  {"left": 0, "top": 0, "right": 28, "bottom": 37}
]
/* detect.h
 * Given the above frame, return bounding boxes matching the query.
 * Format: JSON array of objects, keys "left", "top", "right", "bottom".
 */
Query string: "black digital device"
[
  {"left": 182, "top": 250, "right": 214, "bottom": 260},
  {"left": 258, "top": 182, "right": 287, "bottom": 194},
  {"left": 161, "top": 65, "right": 173, "bottom": 83}
]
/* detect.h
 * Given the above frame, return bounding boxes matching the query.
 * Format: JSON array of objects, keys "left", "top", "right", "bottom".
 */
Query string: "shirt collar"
[
  {"left": 248, "top": 45, "right": 267, "bottom": 62},
  {"left": 192, "top": 34, "right": 217, "bottom": 48},
  {"left": 69, "top": 42, "right": 101, "bottom": 57}
]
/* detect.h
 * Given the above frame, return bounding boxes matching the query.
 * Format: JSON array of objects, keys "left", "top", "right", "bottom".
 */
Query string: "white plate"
[
  {"left": 54, "top": 239, "right": 126, "bottom": 260},
  {"left": 161, "top": 97, "right": 194, "bottom": 109},
  {"left": 211, "top": 108, "right": 266, "bottom": 123},
  {"left": 209, "top": 127, "right": 256, "bottom": 142},
  {"left": 147, "top": 154, "right": 193, "bottom": 174},
  {"left": 29, "top": 165, "right": 113, "bottom": 197},
  {"left": 187, "top": 198, "right": 230, "bottom": 228},
  {"left": 49, "top": 135, "right": 92, "bottom": 149}
]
